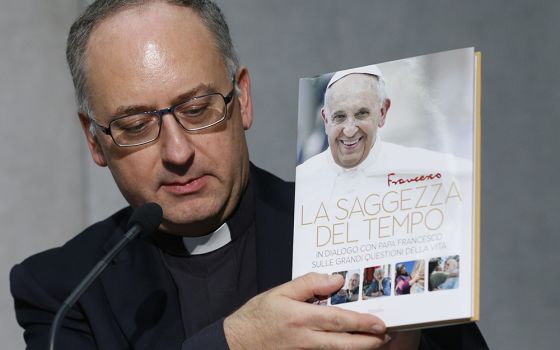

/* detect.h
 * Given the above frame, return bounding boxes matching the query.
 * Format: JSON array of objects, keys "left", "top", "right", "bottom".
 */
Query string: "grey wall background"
[{"left": 1, "top": 0, "right": 558, "bottom": 349}]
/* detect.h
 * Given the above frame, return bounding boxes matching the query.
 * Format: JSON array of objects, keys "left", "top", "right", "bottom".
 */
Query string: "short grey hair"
[
  {"left": 375, "top": 77, "right": 387, "bottom": 105},
  {"left": 66, "top": 0, "right": 239, "bottom": 123},
  {"left": 324, "top": 74, "right": 387, "bottom": 110}
]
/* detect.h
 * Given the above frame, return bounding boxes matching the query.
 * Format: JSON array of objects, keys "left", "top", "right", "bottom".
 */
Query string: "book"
[{"left": 292, "top": 47, "right": 481, "bottom": 329}]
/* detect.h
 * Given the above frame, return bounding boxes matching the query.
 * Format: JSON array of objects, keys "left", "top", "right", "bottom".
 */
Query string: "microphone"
[{"left": 48, "top": 203, "right": 163, "bottom": 350}]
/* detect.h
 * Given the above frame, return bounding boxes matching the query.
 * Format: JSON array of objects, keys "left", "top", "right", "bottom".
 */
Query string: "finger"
[
  {"left": 305, "top": 304, "right": 386, "bottom": 335},
  {"left": 277, "top": 272, "right": 344, "bottom": 301},
  {"left": 307, "top": 330, "right": 391, "bottom": 350}
]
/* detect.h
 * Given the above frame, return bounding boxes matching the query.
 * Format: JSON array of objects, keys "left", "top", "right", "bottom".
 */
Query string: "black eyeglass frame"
[{"left": 92, "top": 84, "right": 236, "bottom": 147}]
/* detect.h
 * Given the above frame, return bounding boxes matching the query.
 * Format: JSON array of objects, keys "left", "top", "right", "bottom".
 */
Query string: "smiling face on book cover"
[{"left": 321, "top": 73, "right": 390, "bottom": 169}]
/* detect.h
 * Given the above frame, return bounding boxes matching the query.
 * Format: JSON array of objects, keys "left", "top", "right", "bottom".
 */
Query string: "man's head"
[
  {"left": 373, "top": 268, "right": 385, "bottom": 280},
  {"left": 321, "top": 66, "right": 390, "bottom": 169},
  {"left": 444, "top": 258, "right": 458, "bottom": 272},
  {"left": 67, "top": 0, "right": 240, "bottom": 119},
  {"left": 349, "top": 273, "right": 360, "bottom": 290},
  {"left": 67, "top": 0, "right": 254, "bottom": 235}
]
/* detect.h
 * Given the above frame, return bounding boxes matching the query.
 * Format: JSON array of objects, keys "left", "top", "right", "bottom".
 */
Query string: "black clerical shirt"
[{"left": 151, "top": 180, "right": 257, "bottom": 342}]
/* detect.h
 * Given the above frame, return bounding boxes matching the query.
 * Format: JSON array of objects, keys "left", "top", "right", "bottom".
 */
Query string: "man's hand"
[{"left": 224, "top": 272, "right": 390, "bottom": 349}]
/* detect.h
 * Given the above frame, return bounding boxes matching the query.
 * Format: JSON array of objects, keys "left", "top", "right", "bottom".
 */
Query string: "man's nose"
[
  {"left": 159, "top": 113, "right": 195, "bottom": 166},
  {"left": 342, "top": 122, "right": 358, "bottom": 137}
]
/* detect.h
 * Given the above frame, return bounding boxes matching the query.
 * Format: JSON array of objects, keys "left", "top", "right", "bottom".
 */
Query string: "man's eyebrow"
[
  {"left": 111, "top": 83, "right": 219, "bottom": 118},
  {"left": 170, "top": 83, "right": 218, "bottom": 105},
  {"left": 355, "top": 107, "right": 370, "bottom": 115}
]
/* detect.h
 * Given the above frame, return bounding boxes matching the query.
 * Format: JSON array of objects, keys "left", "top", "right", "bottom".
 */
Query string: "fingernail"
[
  {"left": 383, "top": 334, "right": 392, "bottom": 344},
  {"left": 372, "top": 324, "right": 385, "bottom": 334}
]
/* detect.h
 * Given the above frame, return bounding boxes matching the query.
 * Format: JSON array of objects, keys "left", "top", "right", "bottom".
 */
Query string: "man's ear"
[
  {"left": 235, "top": 67, "right": 253, "bottom": 130},
  {"left": 378, "top": 98, "right": 391, "bottom": 128},
  {"left": 321, "top": 108, "right": 329, "bottom": 135},
  {"left": 78, "top": 113, "right": 108, "bottom": 167}
]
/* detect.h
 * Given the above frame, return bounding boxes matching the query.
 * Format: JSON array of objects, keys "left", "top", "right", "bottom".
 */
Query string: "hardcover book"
[{"left": 292, "top": 47, "right": 481, "bottom": 329}]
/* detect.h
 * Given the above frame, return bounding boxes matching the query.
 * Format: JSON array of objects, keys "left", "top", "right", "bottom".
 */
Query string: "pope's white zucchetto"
[{"left": 327, "top": 64, "right": 384, "bottom": 89}]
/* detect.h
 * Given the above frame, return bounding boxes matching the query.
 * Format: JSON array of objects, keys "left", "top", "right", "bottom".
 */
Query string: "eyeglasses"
[{"left": 93, "top": 86, "right": 235, "bottom": 147}]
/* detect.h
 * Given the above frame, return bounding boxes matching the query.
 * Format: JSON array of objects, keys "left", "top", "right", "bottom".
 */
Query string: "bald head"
[{"left": 66, "top": 0, "right": 238, "bottom": 119}]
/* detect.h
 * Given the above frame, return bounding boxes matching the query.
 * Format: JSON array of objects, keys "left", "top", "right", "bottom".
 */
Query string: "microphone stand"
[{"left": 48, "top": 224, "right": 142, "bottom": 350}]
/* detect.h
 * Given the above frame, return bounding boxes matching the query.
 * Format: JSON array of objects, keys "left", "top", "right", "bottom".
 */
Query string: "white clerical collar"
[{"left": 182, "top": 223, "right": 232, "bottom": 255}]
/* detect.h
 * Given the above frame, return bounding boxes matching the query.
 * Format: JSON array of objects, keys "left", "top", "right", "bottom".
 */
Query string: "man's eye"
[
  {"left": 178, "top": 104, "right": 209, "bottom": 118},
  {"left": 117, "top": 118, "right": 154, "bottom": 134},
  {"left": 355, "top": 111, "right": 370, "bottom": 119},
  {"left": 332, "top": 115, "right": 346, "bottom": 123},
  {"left": 124, "top": 123, "right": 148, "bottom": 133}
]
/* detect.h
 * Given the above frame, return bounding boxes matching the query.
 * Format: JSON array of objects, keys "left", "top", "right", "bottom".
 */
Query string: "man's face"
[
  {"left": 81, "top": 3, "right": 253, "bottom": 235},
  {"left": 322, "top": 74, "right": 389, "bottom": 169},
  {"left": 349, "top": 273, "right": 359, "bottom": 289},
  {"left": 444, "top": 259, "right": 457, "bottom": 272}
]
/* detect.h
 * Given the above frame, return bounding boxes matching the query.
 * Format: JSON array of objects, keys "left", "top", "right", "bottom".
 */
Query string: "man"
[
  {"left": 296, "top": 64, "right": 471, "bottom": 198},
  {"left": 330, "top": 272, "right": 359, "bottom": 305},
  {"left": 10, "top": 1, "right": 486, "bottom": 349},
  {"left": 322, "top": 65, "right": 390, "bottom": 170},
  {"left": 439, "top": 257, "right": 460, "bottom": 290},
  {"left": 365, "top": 268, "right": 391, "bottom": 298},
  {"left": 330, "top": 272, "right": 352, "bottom": 305},
  {"left": 348, "top": 272, "right": 360, "bottom": 302}
]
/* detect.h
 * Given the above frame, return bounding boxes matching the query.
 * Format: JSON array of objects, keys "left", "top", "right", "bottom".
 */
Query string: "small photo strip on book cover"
[
  {"left": 362, "top": 265, "right": 392, "bottom": 299},
  {"left": 329, "top": 269, "right": 361, "bottom": 305},
  {"left": 314, "top": 253, "right": 461, "bottom": 306},
  {"left": 428, "top": 255, "right": 460, "bottom": 291},
  {"left": 395, "top": 260, "right": 425, "bottom": 295}
]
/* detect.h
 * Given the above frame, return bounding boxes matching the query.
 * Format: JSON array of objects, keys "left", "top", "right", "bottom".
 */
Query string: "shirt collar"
[
  {"left": 150, "top": 178, "right": 255, "bottom": 256},
  {"left": 181, "top": 222, "right": 232, "bottom": 255}
]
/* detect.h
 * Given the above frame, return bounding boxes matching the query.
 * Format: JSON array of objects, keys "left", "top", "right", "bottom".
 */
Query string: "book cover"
[{"left": 292, "top": 47, "right": 481, "bottom": 329}]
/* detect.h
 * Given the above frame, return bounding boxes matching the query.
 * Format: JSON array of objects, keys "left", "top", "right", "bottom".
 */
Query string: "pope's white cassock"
[{"left": 292, "top": 137, "right": 474, "bottom": 278}]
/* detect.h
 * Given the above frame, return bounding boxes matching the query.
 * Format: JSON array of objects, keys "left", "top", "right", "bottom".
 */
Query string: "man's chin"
[
  {"left": 158, "top": 205, "right": 225, "bottom": 236},
  {"left": 336, "top": 152, "right": 364, "bottom": 168}
]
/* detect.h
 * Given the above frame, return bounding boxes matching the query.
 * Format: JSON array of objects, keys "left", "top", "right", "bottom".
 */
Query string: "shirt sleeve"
[
  {"left": 181, "top": 317, "right": 229, "bottom": 349},
  {"left": 12, "top": 262, "right": 231, "bottom": 350},
  {"left": 10, "top": 263, "right": 98, "bottom": 350}
]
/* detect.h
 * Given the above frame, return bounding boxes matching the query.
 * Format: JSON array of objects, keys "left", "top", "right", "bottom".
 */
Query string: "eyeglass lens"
[{"left": 109, "top": 93, "right": 227, "bottom": 146}]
